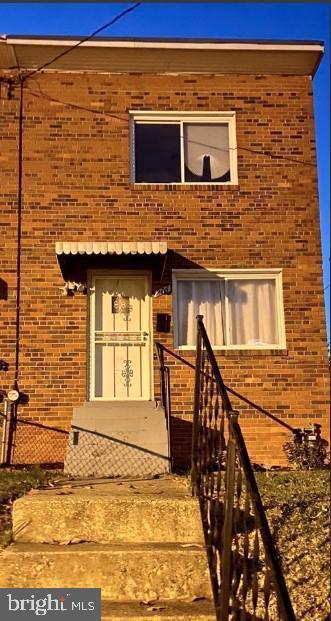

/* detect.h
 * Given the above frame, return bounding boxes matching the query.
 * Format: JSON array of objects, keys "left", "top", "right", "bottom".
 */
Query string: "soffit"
[{"left": 0, "top": 37, "right": 324, "bottom": 76}]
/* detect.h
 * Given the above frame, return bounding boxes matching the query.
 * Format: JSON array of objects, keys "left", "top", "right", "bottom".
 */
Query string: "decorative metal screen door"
[{"left": 90, "top": 273, "right": 151, "bottom": 400}]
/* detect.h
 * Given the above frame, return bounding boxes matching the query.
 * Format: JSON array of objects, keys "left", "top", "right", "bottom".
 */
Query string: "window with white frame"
[
  {"left": 130, "top": 111, "right": 238, "bottom": 184},
  {"left": 173, "top": 270, "right": 286, "bottom": 349}
]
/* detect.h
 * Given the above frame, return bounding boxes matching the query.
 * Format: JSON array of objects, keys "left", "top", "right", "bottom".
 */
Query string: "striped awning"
[{"left": 56, "top": 241, "right": 167, "bottom": 256}]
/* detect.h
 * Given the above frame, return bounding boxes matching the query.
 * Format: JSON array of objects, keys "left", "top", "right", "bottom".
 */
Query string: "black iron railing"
[
  {"left": 155, "top": 342, "right": 172, "bottom": 471},
  {"left": 192, "top": 315, "right": 296, "bottom": 621},
  {"left": 154, "top": 343, "right": 296, "bottom": 434}
]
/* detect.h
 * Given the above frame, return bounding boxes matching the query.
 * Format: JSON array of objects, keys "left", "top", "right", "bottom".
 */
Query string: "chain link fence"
[
  {"left": 13, "top": 417, "right": 69, "bottom": 467},
  {"left": 65, "top": 426, "right": 170, "bottom": 478},
  {"left": 1, "top": 405, "right": 170, "bottom": 478},
  {"left": 0, "top": 397, "right": 68, "bottom": 467}
]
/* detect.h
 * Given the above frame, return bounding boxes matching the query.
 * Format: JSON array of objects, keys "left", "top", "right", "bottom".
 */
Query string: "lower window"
[{"left": 173, "top": 270, "right": 286, "bottom": 349}]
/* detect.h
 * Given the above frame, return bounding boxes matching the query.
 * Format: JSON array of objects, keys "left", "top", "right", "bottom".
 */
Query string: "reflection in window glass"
[{"left": 135, "top": 123, "right": 181, "bottom": 183}]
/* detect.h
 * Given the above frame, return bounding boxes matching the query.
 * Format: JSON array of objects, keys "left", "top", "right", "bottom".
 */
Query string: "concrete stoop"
[
  {"left": 64, "top": 401, "right": 170, "bottom": 478},
  {"left": 0, "top": 477, "right": 215, "bottom": 620}
]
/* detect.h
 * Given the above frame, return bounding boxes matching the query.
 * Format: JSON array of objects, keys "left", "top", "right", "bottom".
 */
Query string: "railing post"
[
  {"left": 191, "top": 315, "right": 203, "bottom": 495},
  {"left": 219, "top": 411, "right": 237, "bottom": 621},
  {"left": 155, "top": 343, "right": 172, "bottom": 472},
  {"left": 160, "top": 318, "right": 297, "bottom": 621},
  {"left": 156, "top": 343, "right": 165, "bottom": 408},
  {"left": 164, "top": 365, "right": 173, "bottom": 472}
]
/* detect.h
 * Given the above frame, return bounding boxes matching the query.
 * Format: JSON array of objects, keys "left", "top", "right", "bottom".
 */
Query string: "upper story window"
[{"left": 130, "top": 111, "right": 238, "bottom": 185}]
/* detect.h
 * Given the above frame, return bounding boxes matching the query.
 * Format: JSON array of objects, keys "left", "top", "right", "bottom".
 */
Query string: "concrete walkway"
[{"left": 0, "top": 476, "right": 215, "bottom": 620}]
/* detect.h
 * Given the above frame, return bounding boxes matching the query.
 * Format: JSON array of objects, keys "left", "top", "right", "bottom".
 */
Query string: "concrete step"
[
  {"left": 76, "top": 400, "right": 161, "bottom": 410},
  {"left": 13, "top": 480, "right": 203, "bottom": 544},
  {"left": 71, "top": 418, "right": 168, "bottom": 433},
  {"left": 101, "top": 600, "right": 216, "bottom": 620},
  {"left": 69, "top": 402, "right": 168, "bottom": 443},
  {"left": 0, "top": 543, "right": 213, "bottom": 601},
  {"left": 72, "top": 401, "right": 166, "bottom": 425}
]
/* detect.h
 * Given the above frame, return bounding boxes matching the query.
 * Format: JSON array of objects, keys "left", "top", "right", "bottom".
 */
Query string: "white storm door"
[{"left": 90, "top": 273, "right": 151, "bottom": 400}]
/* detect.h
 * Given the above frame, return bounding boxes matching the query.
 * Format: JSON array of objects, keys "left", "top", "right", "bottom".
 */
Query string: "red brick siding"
[{"left": 0, "top": 71, "right": 329, "bottom": 467}]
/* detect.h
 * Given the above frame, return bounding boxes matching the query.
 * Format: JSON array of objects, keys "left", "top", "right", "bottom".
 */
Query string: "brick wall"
[{"left": 0, "top": 71, "right": 329, "bottom": 467}]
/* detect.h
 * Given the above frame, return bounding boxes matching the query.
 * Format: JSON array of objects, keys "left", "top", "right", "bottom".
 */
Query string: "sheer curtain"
[
  {"left": 184, "top": 124, "right": 230, "bottom": 180},
  {"left": 178, "top": 280, "right": 225, "bottom": 346},
  {"left": 228, "top": 279, "right": 278, "bottom": 345}
]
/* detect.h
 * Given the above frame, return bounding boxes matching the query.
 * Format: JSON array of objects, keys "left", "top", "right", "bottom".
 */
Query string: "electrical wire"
[
  {"left": 26, "top": 85, "right": 127, "bottom": 123},
  {"left": 6, "top": 0, "right": 316, "bottom": 170},
  {"left": 25, "top": 84, "right": 317, "bottom": 169},
  {"left": 19, "top": 3, "right": 141, "bottom": 83},
  {"left": 4, "top": 2, "right": 319, "bottom": 170}
]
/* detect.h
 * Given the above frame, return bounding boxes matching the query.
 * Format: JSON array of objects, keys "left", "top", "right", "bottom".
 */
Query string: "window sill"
[
  {"left": 175, "top": 347, "right": 288, "bottom": 357},
  {"left": 132, "top": 182, "right": 239, "bottom": 191}
]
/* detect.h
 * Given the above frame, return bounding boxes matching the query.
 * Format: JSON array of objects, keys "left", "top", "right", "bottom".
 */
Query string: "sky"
[{"left": 0, "top": 2, "right": 330, "bottom": 340}]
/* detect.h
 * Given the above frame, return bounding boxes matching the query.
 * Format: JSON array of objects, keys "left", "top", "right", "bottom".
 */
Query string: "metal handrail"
[
  {"left": 196, "top": 317, "right": 233, "bottom": 413},
  {"left": 155, "top": 342, "right": 172, "bottom": 471},
  {"left": 230, "top": 417, "right": 297, "bottom": 621},
  {"left": 154, "top": 341, "right": 295, "bottom": 433},
  {"left": 192, "top": 315, "right": 296, "bottom": 621}
]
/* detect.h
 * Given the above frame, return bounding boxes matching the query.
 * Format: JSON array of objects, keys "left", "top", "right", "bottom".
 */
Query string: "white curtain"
[
  {"left": 228, "top": 279, "right": 278, "bottom": 345},
  {"left": 178, "top": 280, "right": 225, "bottom": 346},
  {"left": 184, "top": 124, "right": 230, "bottom": 179}
]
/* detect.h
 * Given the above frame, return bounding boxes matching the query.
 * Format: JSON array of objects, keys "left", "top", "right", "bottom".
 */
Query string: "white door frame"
[{"left": 88, "top": 270, "right": 153, "bottom": 401}]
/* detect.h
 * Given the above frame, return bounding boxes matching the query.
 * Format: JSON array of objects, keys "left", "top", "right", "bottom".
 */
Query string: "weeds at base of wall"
[{"left": 283, "top": 426, "right": 329, "bottom": 470}]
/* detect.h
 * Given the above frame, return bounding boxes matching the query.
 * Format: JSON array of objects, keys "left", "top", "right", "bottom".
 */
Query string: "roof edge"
[{"left": 0, "top": 34, "right": 324, "bottom": 53}]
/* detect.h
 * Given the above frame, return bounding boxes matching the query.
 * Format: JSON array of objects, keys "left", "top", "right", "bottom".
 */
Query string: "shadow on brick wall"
[{"left": 170, "top": 416, "right": 193, "bottom": 471}]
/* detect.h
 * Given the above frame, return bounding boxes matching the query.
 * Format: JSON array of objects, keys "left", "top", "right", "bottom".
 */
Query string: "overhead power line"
[
  {"left": 25, "top": 84, "right": 317, "bottom": 169},
  {"left": 20, "top": 3, "right": 141, "bottom": 82},
  {"left": 8, "top": 2, "right": 317, "bottom": 170},
  {"left": 26, "top": 84, "right": 127, "bottom": 123}
]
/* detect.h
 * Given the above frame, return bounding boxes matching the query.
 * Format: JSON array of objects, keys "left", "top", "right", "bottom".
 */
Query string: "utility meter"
[{"left": 7, "top": 389, "right": 20, "bottom": 402}]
